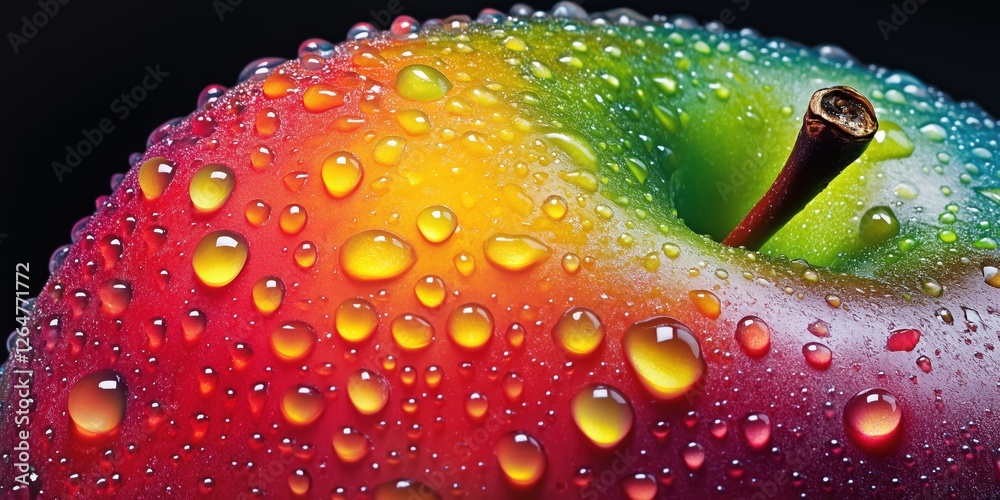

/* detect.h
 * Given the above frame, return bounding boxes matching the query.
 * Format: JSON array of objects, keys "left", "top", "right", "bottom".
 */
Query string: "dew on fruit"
[
  {"left": 483, "top": 234, "right": 550, "bottom": 271},
  {"left": 414, "top": 275, "right": 446, "bottom": 308},
  {"left": 570, "top": 384, "right": 634, "bottom": 449},
  {"left": 501, "top": 371, "right": 524, "bottom": 401},
  {"left": 710, "top": 418, "right": 728, "bottom": 439},
  {"left": 347, "top": 368, "right": 390, "bottom": 415},
  {"left": 293, "top": 241, "right": 318, "bottom": 269},
  {"left": 544, "top": 132, "right": 597, "bottom": 169},
  {"left": 192, "top": 230, "right": 249, "bottom": 287},
  {"left": 916, "top": 355, "right": 932, "bottom": 373},
  {"left": 553, "top": 306, "right": 605, "bottom": 357},
  {"left": 808, "top": 320, "right": 831, "bottom": 337},
  {"left": 561, "top": 253, "right": 581, "bottom": 274},
  {"left": 734, "top": 316, "right": 770, "bottom": 358},
  {"left": 843, "top": 388, "right": 903, "bottom": 453},
  {"left": 137, "top": 157, "right": 176, "bottom": 201},
  {"left": 97, "top": 279, "right": 131, "bottom": 317},
  {"left": 229, "top": 341, "right": 253, "bottom": 370},
  {"left": 245, "top": 200, "right": 271, "bottom": 226},
  {"left": 543, "top": 195, "right": 568, "bottom": 220},
  {"left": 68, "top": 369, "right": 127, "bottom": 436},
  {"left": 397, "top": 109, "right": 432, "bottom": 135},
  {"left": 303, "top": 83, "right": 344, "bottom": 112},
  {"left": 373, "top": 479, "right": 442, "bottom": 500},
  {"left": 689, "top": 290, "right": 721, "bottom": 319},
  {"left": 335, "top": 298, "right": 379, "bottom": 343},
  {"left": 321, "top": 151, "right": 364, "bottom": 198},
  {"left": 662, "top": 243, "right": 681, "bottom": 259},
  {"left": 278, "top": 204, "right": 307, "bottom": 235},
  {"left": 983, "top": 265, "right": 1000, "bottom": 288},
  {"left": 465, "top": 392, "right": 489, "bottom": 421},
  {"left": 196, "top": 367, "right": 218, "bottom": 397},
  {"left": 181, "top": 309, "right": 206, "bottom": 348},
  {"left": 396, "top": 64, "right": 452, "bottom": 102},
  {"left": 619, "top": 472, "right": 658, "bottom": 499},
  {"left": 416, "top": 205, "right": 457, "bottom": 243},
  {"left": 496, "top": 431, "right": 546, "bottom": 487},
  {"left": 920, "top": 277, "right": 943, "bottom": 297},
  {"left": 894, "top": 181, "right": 920, "bottom": 200},
  {"left": 453, "top": 251, "right": 475, "bottom": 276},
  {"left": 341, "top": 230, "right": 416, "bottom": 281},
  {"left": 373, "top": 136, "right": 406, "bottom": 165},
  {"left": 859, "top": 206, "right": 900, "bottom": 246},
  {"left": 333, "top": 427, "right": 371, "bottom": 463},
  {"left": 270, "top": 321, "right": 316, "bottom": 362},
  {"left": 825, "top": 294, "right": 842, "bottom": 308},
  {"left": 803, "top": 342, "right": 832, "bottom": 370},
  {"left": 741, "top": 412, "right": 772, "bottom": 451},
  {"left": 622, "top": 317, "right": 706, "bottom": 400},
  {"left": 251, "top": 276, "right": 284, "bottom": 314},
  {"left": 189, "top": 164, "right": 235, "bottom": 213},
  {"left": 681, "top": 442, "right": 706, "bottom": 470},
  {"left": 447, "top": 303, "right": 494, "bottom": 350},
  {"left": 866, "top": 120, "right": 914, "bottom": 160},
  {"left": 886, "top": 328, "right": 921, "bottom": 352},
  {"left": 391, "top": 313, "right": 434, "bottom": 350},
  {"left": 424, "top": 365, "right": 443, "bottom": 389}
]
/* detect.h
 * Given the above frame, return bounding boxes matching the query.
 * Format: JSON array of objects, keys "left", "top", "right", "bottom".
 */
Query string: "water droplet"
[
  {"left": 293, "top": 241, "right": 318, "bottom": 269},
  {"left": 454, "top": 252, "right": 475, "bottom": 276},
  {"left": 553, "top": 307, "right": 605, "bottom": 356},
  {"left": 662, "top": 243, "right": 681, "bottom": 259},
  {"left": 321, "top": 151, "right": 364, "bottom": 198},
  {"left": 181, "top": 309, "right": 206, "bottom": 348},
  {"left": 623, "top": 317, "right": 706, "bottom": 400},
  {"left": 571, "top": 384, "right": 634, "bottom": 449},
  {"left": 734, "top": 316, "right": 770, "bottom": 358},
  {"left": 192, "top": 230, "right": 249, "bottom": 287},
  {"left": 680, "top": 442, "right": 706, "bottom": 470},
  {"left": 270, "top": 321, "right": 316, "bottom": 362},
  {"left": 561, "top": 253, "right": 581, "bottom": 274},
  {"left": 843, "top": 388, "right": 902, "bottom": 453},
  {"left": 251, "top": 276, "right": 284, "bottom": 314},
  {"left": 741, "top": 412, "right": 772, "bottom": 451},
  {"left": 341, "top": 230, "right": 416, "bottom": 281},
  {"left": 920, "top": 277, "right": 943, "bottom": 298},
  {"left": 866, "top": 120, "right": 914, "bottom": 161},
  {"left": 447, "top": 303, "right": 494, "bottom": 350},
  {"left": 465, "top": 392, "right": 489, "bottom": 421},
  {"left": 347, "top": 368, "right": 390, "bottom": 415},
  {"left": 68, "top": 370, "right": 127, "bottom": 436},
  {"left": 543, "top": 195, "right": 568, "bottom": 220},
  {"left": 373, "top": 479, "right": 442, "bottom": 500},
  {"left": 97, "top": 279, "right": 131, "bottom": 317},
  {"left": 189, "top": 164, "right": 235, "bottom": 213},
  {"left": 496, "top": 431, "right": 546, "bottom": 487},
  {"left": 887, "top": 329, "right": 920, "bottom": 352},
  {"left": 396, "top": 64, "right": 452, "bottom": 102},
  {"left": 619, "top": 472, "right": 658, "bottom": 499},
  {"left": 916, "top": 355, "right": 932, "bottom": 373},
  {"left": 196, "top": 367, "right": 218, "bottom": 397},
  {"left": 416, "top": 205, "right": 457, "bottom": 243},
  {"left": 335, "top": 298, "right": 379, "bottom": 343},
  {"left": 245, "top": 200, "right": 271, "bottom": 226},
  {"left": 279, "top": 204, "right": 308, "bottom": 235},
  {"left": 332, "top": 427, "right": 371, "bottom": 463},
  {"left": 544, "top": 132, "right": 597, "bottom": 169},
  {"left": 483, "top": 234, "right": 550, "bottom": 271},
  {"left": 391, "top": 314, "right": 434, "bottom": 350},
  {"left": 255, "top": 107, "right": 280, "bottom": 137},
  {"left": 501, "top": 371, "right": 524, "bottom": 401},
  {"left": 689, "top": 290, "right": 721, "bottom": 319},
  {"left": 281, "top": 384, "right": 325, "bottom": 426},
  {"left": 373, "top": 136, "right": 406, "bottom": 165},
  {"left": 414, "top": 275, "right": 446, "bottom": 308},
  {"left": 803, "top": 342, "right": 832, "bottom": 370},
  {"left": 303, "top": 83, "right": 344, "bottom": 112},
  {"left": 984, "top": 266, "right": 1000, "bottom": 288},
  {"left": 397, "top": 109, "right": 432, "bottom": 135},
  {"left": 859, "top": 206, "right": 899, "bottom": 246},
  {"left": 138, "top": 157, "right": 176, "bottom": 200},
  {"left": 249, "top": 145, "right": 273, "bottom": 171}
]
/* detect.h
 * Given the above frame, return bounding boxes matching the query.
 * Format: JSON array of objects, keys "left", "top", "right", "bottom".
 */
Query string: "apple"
[{"left": 2, "top": 3, "right": 998, "bottom": 498}]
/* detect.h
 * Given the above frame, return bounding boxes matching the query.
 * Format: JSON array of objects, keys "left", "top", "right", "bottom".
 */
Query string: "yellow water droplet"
[
  {"left": 465, "top": 392, "right": 489, "bottom": 421},
  {"left": 391, "top": 314, "right": 434, "bottom": 350},
  {"left": 416, "top": 205, "right": 457, "bottom": 243},
  {"left": 332, "top": 427, "right": 371, "bottom": 463},
  {"left": 138, "top": 157, "right": 175, "bottom": 200},
  {"left": 293, "top": 241, "right": 318, "bottom": 269},
  {"left": 543, "top": 195, "right": 568, "bottom": 220},
  {"left": 396, "top": 64, "right": 452, "bottom": 102},
  {"left": 553, "top": 307, "right": 605, "bottom": 357},
  {"left": 68, "top": 370, "right": 127, "bottom": 436},
  {"left": 335, "top": 298, "right": 379, "bottom": 343},
  {"left": 288, "top": 470, "right": 311, "bottom": 496},
  {"left": 447, "top": 303, "right": 494, "bottom": 350},
  {"left": 321, "top": 151, "right": 364, "bottom": 198},
  {"left": 302, "top": 83, "right": 344, "bottom": 112},
  {"left": 245, "top": 200, "right": 271, "bottom": 226},
  {"left": 642, "top": 252, "right": 661, "bottom": 272},
  {"left": 281, "top": 384, "right": 325, "bottom": 426},
  {"left": 373, "top": 136, "right": 406, "bottom": 165},
  {"left": 192, "top": 230, "right": 249, "bottom": 287},
  {"left": 562, "top": 253, "right": 581, "bottom": 274},
  {"left": 414, "top": 275, "right": 446, "bottom": 308},
  {"left": 249, "top": 145, "right": 273, "bottom": 171},
  {"left": 189, "top": 164, "right": 235, "bottom": 213},
  {"left": 279, "top": 204, "right": 308, "bottom": 235},
  {"left": 397, "top": 109, "right": 432, "bottom": 135},
  {"left": 558, "top": 170, "right": 599, "bottom": 192},
  {"left": 262, "top": 73, "right": 295, "bottom": 99},
  {"left": 341, "top": 230, "right": 416, "bottom": 281},
  {"left": 662, "top": 243, "right": 681, "bottom": 259},
  {"left": 251, "top": 276, "right": 284, "bottom": 314},
  {"left": 571, "top": 384, "right": 634, "bottom": 449},
  {"left": 454, "top": 252, "right": 475, "bottom": 276},
  {"left": 483, "top": 234, "right": 550, "bottom": 271},
  {"left": 503, "top": 36, "right": 527, "bottom": 51},
  {"left": 270, "top": 321, "right": 316, "bottom": 362},
  {"left": 623, "top": 317, "right": 706, "bottom": 400},
  {"left": 459, "top": 131, "right": 491, "bottom": 157},
  {"left": 496, "top": 431, "right": 546, "bottom": 487},
  {"left": 544, "top": 132, "right": 597, "bottom": 169},
  {"left": 866, "top": 120, "right": 914, "bottom": 161},
  {"left": 689, "top": 290, "right": 721, "bottom": 319},
  {"left": 347, "top": 368, "right": 390, "bottom": 415}
]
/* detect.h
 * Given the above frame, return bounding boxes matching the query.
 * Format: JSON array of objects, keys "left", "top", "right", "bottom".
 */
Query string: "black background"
[{"left": 0, "top": 0, "right": 995, "bottom": 350}]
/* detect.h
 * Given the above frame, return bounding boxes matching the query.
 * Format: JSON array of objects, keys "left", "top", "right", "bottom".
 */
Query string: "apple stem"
[{"left": 722, "top": 86, "right": 878, "bottom": 251}]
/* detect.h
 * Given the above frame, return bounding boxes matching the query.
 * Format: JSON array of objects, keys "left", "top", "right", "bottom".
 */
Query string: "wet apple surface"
[{"left": 2, "top": 4, "right": 999, "bottom": 498}]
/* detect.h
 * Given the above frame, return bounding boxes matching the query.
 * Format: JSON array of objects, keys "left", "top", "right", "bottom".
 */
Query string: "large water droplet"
[
  {"left": 689, "top": 290, "right": 721, "bottom": 319},
  {"left": 138, "top": 157, "right": 175, "bottom": 200},
  {"left": 68, "top": 370, "right": 127, "bottom": 436},
  {"left": 623, "top": 317, "right": 706, "bottom": 400},
  {"left": 189, "top": 164, "right": 235, "bottom": 213},
  {"left": 496, "top": 431, "right": 546, "bottom": 487},
  {"left": 251, "top": 276, "right": 284, "bottom": 314},
  {"left": 741, "top": 412, "right": 772, "bottom": 451},
  {"left": 321, "top": 151, "right": 364, "bottom": 198},
  {"left": 553, "top": 306, "right": 605, "bottom": 357},
  {"left": 281, "top": 384, "right": 325, "bottom": 425},
  {"left": 396, "top": 64, "right": 452, "bottom": 102},
  {"left": 571, "top": 384, "right": 634, "bottom": 449},
  {"left": 447, "top": 303, "right": 494, "bottom": 350},
  {"left": 859, "top": 206, "right": 899, "bottom": 246},
  {"left": 803, "top": 342, "right": 832, "bottom": 370},
  {"left": 192, "top": 230, "right": 249, "bottom": 287},
  {"left": 886, "top": 328, "right": 920, "bottom": 352},
  {"left": 332, "top": 427, "right": 371, "bottom": 463},
  {"left": 843, "top": 388, "right": 902, "bottom": 453},
  {"left": 414, "top": 275, "right": 446, "bottom": 308},
  {"left": 373, "top": 479, "right": 442, "bottom": 500},
  {"left": 416, "top": 205, "right": 457, "bottom": 243},
  {"left": 483, "top": 234, "right": 550, "bottom": 271},
  {"left": 391, "top": 313, "right": 434, "bottom": 350},
  {"left": 341, "top": 230, "right": 416, "bottom": 281},
  {"left": 270, "top": 321, "right": 316, "bottom": 362},
  {"left": 335, "top": 298, "right": 379, "bottom": 343},
  {"left": 347, "top": 368, "right": 390, "bottom": 415},
  {"left": 734, "top": 316, "right": 770, "bottom": 358}
]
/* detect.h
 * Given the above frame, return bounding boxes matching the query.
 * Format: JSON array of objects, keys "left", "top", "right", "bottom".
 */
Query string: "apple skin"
[{"left": 2, "top": 6, "right": 999, "bottom": 499}]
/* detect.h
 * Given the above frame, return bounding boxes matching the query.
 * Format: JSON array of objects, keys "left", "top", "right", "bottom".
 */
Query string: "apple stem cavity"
[{"left": 722, "top": 86, "right": 878, "bottom": 251}]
